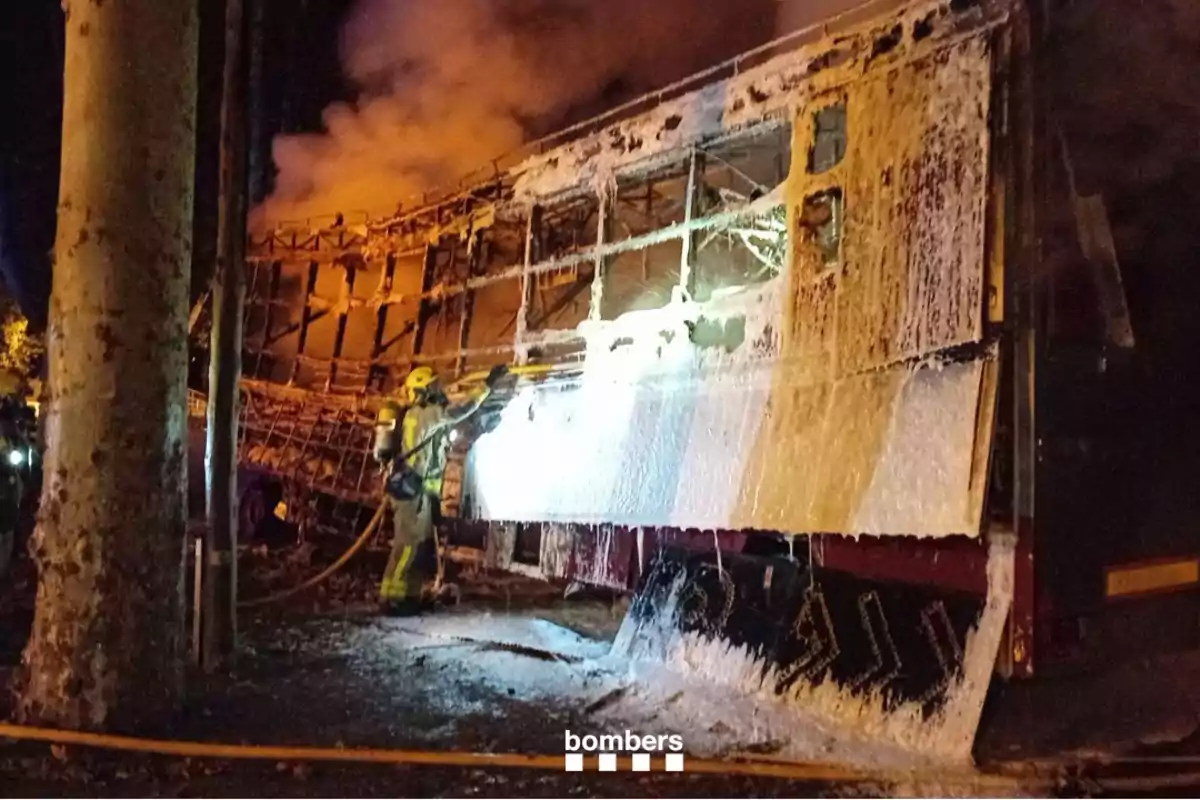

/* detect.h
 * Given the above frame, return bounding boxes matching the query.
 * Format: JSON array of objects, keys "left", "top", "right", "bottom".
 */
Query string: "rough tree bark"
[
  {"left": 18, "top": 0, "right": 198, "bottom": 729},
  {"left": 203, "top": 0, "right": 247, "bottom": 669}
]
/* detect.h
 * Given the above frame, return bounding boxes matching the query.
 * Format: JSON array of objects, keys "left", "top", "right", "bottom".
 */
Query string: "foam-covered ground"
[{"left": 316, "top": 606, "right": 1032, "bottom": 796}]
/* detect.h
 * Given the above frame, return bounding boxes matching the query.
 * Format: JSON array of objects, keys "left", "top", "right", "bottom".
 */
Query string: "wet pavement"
[
  {"left": 0, "top": 552, "right": 1182, "bottom": 797},
  {"left": 0, "top": 597, "right": 864, "bottom": 797}
]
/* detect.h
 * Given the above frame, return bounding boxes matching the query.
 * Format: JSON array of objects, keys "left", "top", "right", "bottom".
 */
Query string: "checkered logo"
[
  {"left": 564, "top": 731, "right": 685, "bottom": 772},
  {"left": 564, "top": 753, "right": 685, "bottom": 772}
]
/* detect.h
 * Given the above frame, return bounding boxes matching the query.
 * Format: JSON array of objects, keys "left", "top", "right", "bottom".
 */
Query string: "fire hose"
[
  {"left": 236, "top": 501, "right": 387, "bottom": 609},
  {"left": 0, "top": 719, "right": 1052, "bottom": 791},
  {"left": 236, "top": 363, "right": 560, "bottom": 609}
]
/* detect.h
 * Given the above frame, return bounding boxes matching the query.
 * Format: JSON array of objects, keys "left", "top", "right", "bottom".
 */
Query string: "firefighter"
[{"left": 373, "top": 363, "right": 508, "bottom": 615}]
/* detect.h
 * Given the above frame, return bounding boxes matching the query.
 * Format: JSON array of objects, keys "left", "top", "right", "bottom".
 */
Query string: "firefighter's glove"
[{"left": 485, "top": 364, "right": 510, "bottom": 389}]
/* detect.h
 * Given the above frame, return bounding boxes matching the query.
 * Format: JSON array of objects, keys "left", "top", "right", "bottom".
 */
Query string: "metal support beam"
[
  {"left": 204, "top": 0, "right": 249, "bottom": 670},
  {"left": 367, "top": 253, "right": 396, "bottom": 390},
  {"left": 410, "top": 243, "right": 438, "bottom": 361},
  {"left": 514, "top": 206, "right": 541, "bottom": 361},
  {"left": 377, "top": 320, "right": 417, "bottom": 359},
  {"left": 528, "top": 272, "right": 593, "bottom": 331},
  {"left": 288, "top": 261, "right": 319, "bottom": 385},
  {"left": 588, "top": 194, "right": 610, "bottom": 321},
  {"left": 678, "top": 147, "right": 705, "bottom": 299},
  {"left": 242, "top": 261, "right": 260, "bottom": 332},
  {"left": 456, "top": 232, "right": 483, "bottom": 374},
  {"left": 326, "top": 266, "right": 357, "bottom": 391},
  {"left": 263, "top": 307, "right": 331, "bottom": 348}
]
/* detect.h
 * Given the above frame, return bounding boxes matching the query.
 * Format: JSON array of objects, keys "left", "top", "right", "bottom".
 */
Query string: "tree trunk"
[
  {"left": 18, "top": 0, "right": 198, "bottom": 730},
  {"left": 203, "top": 0, "right": 247, "bottom": 669}
]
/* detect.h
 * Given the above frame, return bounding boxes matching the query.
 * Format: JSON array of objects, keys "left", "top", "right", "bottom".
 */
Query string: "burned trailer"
[
  {"left": 454, "top": 0, "right": 1012, "bottom": 760},
  {"left": 206, "top": 0, "right": 1200, "bottom": 763}
]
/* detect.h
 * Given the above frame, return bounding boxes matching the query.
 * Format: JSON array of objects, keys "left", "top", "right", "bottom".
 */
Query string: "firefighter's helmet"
[{"left": 404, "top": 366, "right": 438, "bottom": 402}]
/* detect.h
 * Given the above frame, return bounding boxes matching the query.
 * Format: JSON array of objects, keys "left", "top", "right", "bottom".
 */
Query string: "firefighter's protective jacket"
[{"left": 377, "top": 384, "right": 493, "bottom": 498}]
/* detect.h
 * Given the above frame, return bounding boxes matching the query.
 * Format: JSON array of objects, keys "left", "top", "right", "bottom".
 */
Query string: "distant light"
[{"left": 7, "top": 449, "right": 24, "bottom": 467}]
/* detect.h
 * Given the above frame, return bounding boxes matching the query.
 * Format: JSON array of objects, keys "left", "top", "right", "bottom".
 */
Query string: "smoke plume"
[{"left": 254, "top": 0, "right": 789, "bottom": 227}]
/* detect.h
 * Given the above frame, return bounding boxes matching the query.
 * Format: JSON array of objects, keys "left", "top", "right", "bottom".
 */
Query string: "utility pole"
[
  {"left": 247, "top": 0, "right": 267, "bottom": 207},
  {"left": 204, "top": 0, "right": 248, "bottom": 669}
]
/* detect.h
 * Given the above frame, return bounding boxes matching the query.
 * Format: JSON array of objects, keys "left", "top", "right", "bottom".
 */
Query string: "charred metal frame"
[
  {"left": 238, "top": 141, "right": 794, "bottom": 397},
  {"left": 237, "top": 0, "right": 984, "bottom": 393},
  {"left": 212, "top": 0, "right": 1013, "bottom": 509}
]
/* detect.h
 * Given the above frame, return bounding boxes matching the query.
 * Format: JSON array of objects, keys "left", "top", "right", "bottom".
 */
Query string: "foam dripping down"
[{"left": 612, "top": 532, "right": 1015, "bottom": 763}]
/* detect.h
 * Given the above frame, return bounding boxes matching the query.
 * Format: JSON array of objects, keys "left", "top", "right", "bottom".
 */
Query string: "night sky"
[
  {"left": 0, "top": 0, "right": 358, "bottom": 331},
  {"left": 0, "top": 2, "right": 63, "bottom": 330}
]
